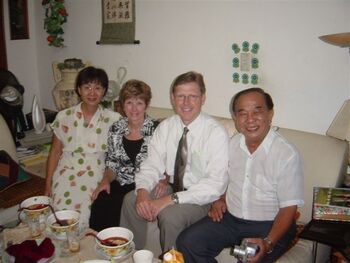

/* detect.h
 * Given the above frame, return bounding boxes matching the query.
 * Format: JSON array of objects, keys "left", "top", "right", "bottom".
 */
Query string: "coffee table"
[{"left": 2, "top": 224, "right": 160, "bottom": 262}]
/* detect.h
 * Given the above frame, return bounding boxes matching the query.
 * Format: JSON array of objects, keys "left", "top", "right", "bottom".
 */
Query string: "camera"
[{"left": 231, "top": 239, "right": 260, "bottom": 263}]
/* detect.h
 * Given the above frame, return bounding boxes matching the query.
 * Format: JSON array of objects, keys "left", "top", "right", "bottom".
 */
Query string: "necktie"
[{"left": 173, "top": 127, "right": 189, "bottom": 192}]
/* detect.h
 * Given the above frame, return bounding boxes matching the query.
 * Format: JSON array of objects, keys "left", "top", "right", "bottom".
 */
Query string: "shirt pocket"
[{"left": 190, "top": 151, "right": 204, "bottom": 179}]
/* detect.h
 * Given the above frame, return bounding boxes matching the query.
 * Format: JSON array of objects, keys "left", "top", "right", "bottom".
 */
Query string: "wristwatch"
[
  {"left": 171, "top": 193, "right": 179, "bottom": 204},
  {"left": 263, "top": 237, "right": 274, "bottom": 254}
]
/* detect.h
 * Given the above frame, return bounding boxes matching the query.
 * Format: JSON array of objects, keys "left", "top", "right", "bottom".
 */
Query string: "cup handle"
[{"left": 18, "top": 209, "right": 25, "bottom": 225}]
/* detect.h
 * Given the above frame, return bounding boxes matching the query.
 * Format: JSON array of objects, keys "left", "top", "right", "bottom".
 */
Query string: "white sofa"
[{"left": 143, "top": 106, "right": 349, "bottom": 263}]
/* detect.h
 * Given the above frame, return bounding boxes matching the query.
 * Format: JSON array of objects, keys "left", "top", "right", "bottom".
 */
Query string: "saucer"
[
  {"left": 83, "top": 260, "right": 110, "bottom": 263},
  {"left": 95, "top": 241, "right": 135, "bottom": 261}
]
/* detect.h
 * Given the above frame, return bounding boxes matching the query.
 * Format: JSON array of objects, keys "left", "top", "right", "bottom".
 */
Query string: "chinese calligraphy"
[{"left": 104, "top": 0, "right": 132, "bottom": 23}]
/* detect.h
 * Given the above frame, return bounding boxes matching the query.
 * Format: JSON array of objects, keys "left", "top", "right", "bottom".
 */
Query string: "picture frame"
[{"left": 8, "top": 0, "right": 29, "bottom": 40}]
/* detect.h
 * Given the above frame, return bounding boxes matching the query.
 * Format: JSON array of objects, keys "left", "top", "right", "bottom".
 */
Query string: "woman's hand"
[
  {"left": 154, "top": 179, "right": 168, "bottom": 198},
  {"left": 44, "top": 182, "right": 52, "bottom": 197},
  {"left": 154, "top": 173, "right": 170, "bottom": 198},
  {"left": 45, "top": 134, "right": 62, "bottom": 198},
  {"left": 91, "top": 178, "right": 110, "bottom": 201}
]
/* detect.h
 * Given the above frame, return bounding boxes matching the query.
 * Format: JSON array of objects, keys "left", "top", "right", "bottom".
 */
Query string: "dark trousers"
[
  {"left": 176, "top": 212, "right": 296, "bottom": 263},
  {"left": 89, "top": 180, "right": 135, "bottom": 232}
]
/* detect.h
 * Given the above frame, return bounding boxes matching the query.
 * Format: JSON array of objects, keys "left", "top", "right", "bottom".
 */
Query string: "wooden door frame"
[{"left": 0, "top": 0, "right": 8, "bottom": 69}]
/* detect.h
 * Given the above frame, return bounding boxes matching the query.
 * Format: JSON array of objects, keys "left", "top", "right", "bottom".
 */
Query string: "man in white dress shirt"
[
  {"left": 177, "top": 88, "right": 304, "bottom": 263},
  {"left": 120, "top": 71, "right": 229, "bottom": 253}
]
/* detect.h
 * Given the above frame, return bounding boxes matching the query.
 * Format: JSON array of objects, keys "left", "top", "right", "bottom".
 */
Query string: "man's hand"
[
  {"left": 136, "top": 189, "right": 156, "bottom": 222},
  {"left": 208, "top": 196, "right": 226, "bottom": 222},
  {"left": 149, "top": 195, "right": 173, "bottom": 217},
  {"left": 91, "top": 178, "right": 110, "bottom": 201},
  {"left": 243, "top": 238, "right": 268, "bottom": 263}
]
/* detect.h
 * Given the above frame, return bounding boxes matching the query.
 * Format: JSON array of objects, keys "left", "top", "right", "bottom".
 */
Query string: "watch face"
[{"left": 172, "top": 193, "right": 179, "bottom": 204}]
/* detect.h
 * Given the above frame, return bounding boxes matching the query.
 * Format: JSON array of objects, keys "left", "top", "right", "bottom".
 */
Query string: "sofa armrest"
[{"left": 278, "top": 127, "right": 349, "bottom": 223}]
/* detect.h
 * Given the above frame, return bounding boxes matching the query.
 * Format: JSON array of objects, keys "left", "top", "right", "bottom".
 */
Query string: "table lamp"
[{"left": 326, "top": 99, "right": 350, "bottom": 167}]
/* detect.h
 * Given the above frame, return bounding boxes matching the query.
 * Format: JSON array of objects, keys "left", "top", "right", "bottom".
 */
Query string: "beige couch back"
[{"left": 147, "top": 106, "right": 349, "bottom": 223}]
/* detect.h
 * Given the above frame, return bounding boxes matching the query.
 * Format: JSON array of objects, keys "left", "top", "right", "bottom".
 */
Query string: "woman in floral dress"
[{"left": 45, "top": 66, "right": 120, "bottom": 229}]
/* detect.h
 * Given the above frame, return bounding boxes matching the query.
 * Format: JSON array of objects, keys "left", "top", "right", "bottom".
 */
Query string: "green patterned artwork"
[{"left": 231, "top": 41, "right": 260, "bottom": 85}]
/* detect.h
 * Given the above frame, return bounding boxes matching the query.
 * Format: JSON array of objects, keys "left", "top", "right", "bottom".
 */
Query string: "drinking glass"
[
  {"left": 67, "top": 227, "right": 80, "bottom": 253},
  {"left": 27, "top": 217, "right": 42, "bottom": 238}
]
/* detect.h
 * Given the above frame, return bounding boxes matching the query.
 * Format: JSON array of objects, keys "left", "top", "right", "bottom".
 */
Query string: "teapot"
[{"left": 52, "top": 58, "right": 89, "bottom": 110}]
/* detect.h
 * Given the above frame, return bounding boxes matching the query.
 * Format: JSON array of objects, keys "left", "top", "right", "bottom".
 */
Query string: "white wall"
[
  {"left": 4, "top": 0, "right": 350, "bottom": 135},
  {"left": 3, "top": 0, "right": 40, "bottom": 114}
]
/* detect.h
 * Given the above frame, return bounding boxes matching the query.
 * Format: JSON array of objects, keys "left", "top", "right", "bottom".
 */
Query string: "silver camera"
[{"left": 231, "top": 239, "right": 260, "bottom": 263}]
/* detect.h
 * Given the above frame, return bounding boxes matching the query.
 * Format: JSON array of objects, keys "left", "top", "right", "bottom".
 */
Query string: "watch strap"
[
  {"left": 263, "top": 237, "right": 274, "bottom": 254},
  {"left": 171, "top": 193, "right": 179, "bottom": 204}
]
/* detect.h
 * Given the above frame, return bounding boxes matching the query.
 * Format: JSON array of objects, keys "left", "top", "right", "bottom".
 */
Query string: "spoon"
[
  {"left": 85, "top": 232, "right": 111, "bottom": 246},
  {"left": 46, "top": 204, "right": 66, "bottom": 226},
  {"left": 18, "top": 204, "right": 65, "bottom": 226}
]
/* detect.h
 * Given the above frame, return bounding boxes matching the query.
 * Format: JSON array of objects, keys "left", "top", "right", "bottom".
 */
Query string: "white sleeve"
[{"left": 134, "top": 121, "right": 168, "bottom": 193}]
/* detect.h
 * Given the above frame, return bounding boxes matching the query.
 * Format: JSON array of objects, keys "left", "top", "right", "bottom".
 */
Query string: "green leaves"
[{"left": 42, "top": 0, "right": 68, "bottom": 47}]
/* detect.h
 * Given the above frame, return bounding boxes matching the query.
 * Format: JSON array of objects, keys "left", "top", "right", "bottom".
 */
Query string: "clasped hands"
[{"left": 135, "top": 182, "right": 170, "bottom": 222}]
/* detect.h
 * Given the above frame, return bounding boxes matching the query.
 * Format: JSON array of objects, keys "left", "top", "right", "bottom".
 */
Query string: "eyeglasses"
[
  {"left": 174, "top": 94, "right": 201, "bottom": 102},
  {"left": 80, "top": 85, "right": 104, "bottom": 93}
]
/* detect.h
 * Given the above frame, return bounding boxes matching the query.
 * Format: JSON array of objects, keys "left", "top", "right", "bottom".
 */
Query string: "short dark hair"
[
  {"left": 232, "top": 87, "right": 274, "bottom": 114},
  {"left": 119, "top": 79, "right": 152, "bottom": 107},
  {"left": 75, "top": 66, "right": 109, "bottom": 96},
  {"left": 170, "top": 71, "right": 206, "bottom": 95}
]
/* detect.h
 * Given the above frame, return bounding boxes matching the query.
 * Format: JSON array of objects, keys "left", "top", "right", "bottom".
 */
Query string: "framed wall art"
[{"left": 8, "top": 0, "right": 29, "bottom": 40}]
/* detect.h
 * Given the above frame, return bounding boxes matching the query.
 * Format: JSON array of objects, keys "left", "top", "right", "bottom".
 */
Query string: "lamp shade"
[
  {"left": 327, "top": 99, "right": 350, "bottom": 141},
  {"left": 319, "top": 32, "right": 350, "bottom": 48}
]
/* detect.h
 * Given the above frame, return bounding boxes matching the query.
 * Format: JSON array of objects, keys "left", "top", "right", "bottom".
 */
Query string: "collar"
[
  {"left": 119, "top": 114, "right": 156, "bottom": 137},
  {"left": 239, "top": 127, "right": 275, "bottom": 155},
  {"left": 177, "top": 112, "right": 203, "bottom": 133}
]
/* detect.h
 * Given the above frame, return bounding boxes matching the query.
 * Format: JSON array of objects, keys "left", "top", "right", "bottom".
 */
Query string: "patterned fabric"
[
  {"left": 0, "top": 150, "right": 30, "bottom": 192},
  {"left": 105, "top": 115, "right": 159, "bottom": 185},
  {"left": 50, "top": 102, "right": 120, "bottom": 229}
]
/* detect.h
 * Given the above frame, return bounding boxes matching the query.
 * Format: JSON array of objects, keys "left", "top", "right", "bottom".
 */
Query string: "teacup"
[
  {"left": 133, "top": 249, "right": 154, "bottom": 263},
  {"left": 19, "top": 196, "right": 51, "bottom": 226}
]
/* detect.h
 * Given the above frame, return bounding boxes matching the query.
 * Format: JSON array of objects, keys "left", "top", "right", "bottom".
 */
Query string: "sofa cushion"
[{"left": 0, "top": 150, "right": 31, "bottom": 192}]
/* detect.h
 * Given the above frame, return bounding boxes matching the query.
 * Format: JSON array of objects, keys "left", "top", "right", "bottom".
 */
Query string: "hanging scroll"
[{"left": 99, "top": 0, "right": 136, "bottom": 44}]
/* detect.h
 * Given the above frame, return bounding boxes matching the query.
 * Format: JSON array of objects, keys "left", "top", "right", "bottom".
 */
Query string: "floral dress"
[{"left": 50, "top": 102, "right": 120, "bottom": 229}]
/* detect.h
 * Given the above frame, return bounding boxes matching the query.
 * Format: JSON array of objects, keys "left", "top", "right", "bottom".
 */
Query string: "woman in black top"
[{"left": 89, "top": 79, "right": 167, "bottom": 231}]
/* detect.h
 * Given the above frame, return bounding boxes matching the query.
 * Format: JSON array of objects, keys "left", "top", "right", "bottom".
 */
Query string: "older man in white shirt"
[
  {"left": 177, "top": 88, "right": 304, "bottom": 263},
  {"left": 120, "top": 71, "right": 229, "bottom": 254}
]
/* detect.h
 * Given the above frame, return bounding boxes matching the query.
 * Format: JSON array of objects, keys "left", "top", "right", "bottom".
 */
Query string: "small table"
[
  {"left": 299, "top": 219, "right": 350, "bottom": 262},
  {"left": 2, "top": 224, "right": 160, "bottom": 262}
]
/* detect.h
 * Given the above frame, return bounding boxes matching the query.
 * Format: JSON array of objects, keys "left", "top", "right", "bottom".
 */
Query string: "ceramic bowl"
[
  {"left": 20, "top": 195, "right": 51, "bottom": 220},
  {"left": 47, "top": 210, "right": 80, "bottom": 239},
  {"left": 95, "top": 227, "right": 134, "bottom": 257}
]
